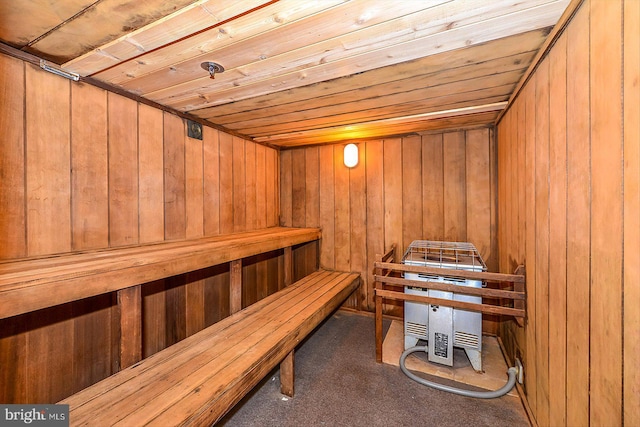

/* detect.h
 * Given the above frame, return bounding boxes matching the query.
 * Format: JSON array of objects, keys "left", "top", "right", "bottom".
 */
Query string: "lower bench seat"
[{"left": 60, "top": 269, "right": 359, "bottom": 426}]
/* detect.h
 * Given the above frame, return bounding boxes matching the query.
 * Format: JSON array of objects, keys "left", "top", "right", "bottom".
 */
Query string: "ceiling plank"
[
  {"left": 62, "top": 0, "right": 276, "bottom": 76},
  {"left": 146, "top": 0, "right": 568, "bottom": 110},
  {"left": 212, "top": 52, "right": 533, "bottom": 130},
  {"left": 90, "top": 0, "right": 350, "bottom": 84},
  {"left": 191, "top": 29, "right": 550, "bottom": 120},
  {"left": 0, "top": 0, "right": 96, "bottom": 48},
  {"left": 27, "top": 0, "right": 199, "bottom": 63}
]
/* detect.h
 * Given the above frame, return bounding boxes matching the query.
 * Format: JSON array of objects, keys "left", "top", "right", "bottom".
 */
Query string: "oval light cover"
[{"left": 344, "top": 143, "right": 358, "bottom": 168}]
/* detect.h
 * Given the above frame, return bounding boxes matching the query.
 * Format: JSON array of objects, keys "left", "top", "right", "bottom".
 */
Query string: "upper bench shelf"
[{"left": 0, "top": 227, "right": 321, "bottom": 320}]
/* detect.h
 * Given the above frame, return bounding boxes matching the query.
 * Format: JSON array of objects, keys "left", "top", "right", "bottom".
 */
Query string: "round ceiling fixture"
[{"left": 201, "top": 62, "right": 224, "bottom": 79}]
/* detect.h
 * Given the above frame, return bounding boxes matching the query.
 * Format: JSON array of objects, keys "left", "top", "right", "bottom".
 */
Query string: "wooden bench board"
[
  {"left": 60, "top": 270, "right": 360, "bottom": 426},
  {"left": 0, "top": 227, "right": 320, "bottom": 319}
]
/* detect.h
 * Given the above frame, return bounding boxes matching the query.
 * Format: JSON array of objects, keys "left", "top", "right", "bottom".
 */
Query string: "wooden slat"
[
  {"left": 219, "top": 132, "right": 234, "bottom": 234},
  {"left": 185, "top": 270, "right": 206, "bottom": 337},
  {"left": 623, "top": 0, "right": 640, "bottom": 424},
  {"left": 255, "top": 144, "right": 267, "bottom": 229},
  {"left": 279, "top": 150, "right": 293, "bottom": 227},
  {"left": 465, "top": 128, "right": 491, "bottom": 262},
  {"left": 185, "top": 131, "right": 204, "bottom": 239},
  {"left": 265, "top": 149, "right": 278, "bottom": 227},
  {"left": 291, "top": 149, "right": 306, "bottom": 228},
  {"left": 304, "top": 147, "right": 320, "bottom": 227},
  {"left": 349, "top": 143, "right": 366, "bottom": 309},
  {"left": 0, "top": 54, "right": 26, "bottom": 259},
  {"left": 375, "top": 289, "right": 524, "bottom": 318},
  {"left": 564, "top": 4, "right": 590, "bottom": 424},
  {"left": 374, "top": 262, "right": 525, "bottom": 284},
  {"left": 26, "top": 64, "right": 71, "bottom": 256},
  {"left": 138, "top": 104, "right": 165, "bottom": 244},
  {"left": 232, "top": 136, "right": 246, "bottom": 232},
  {"left": 547, "top": 31, "right": 567, "bottom": 427},
  {"left": 375, "top": 275, "right": 524, "bottom": 301},
  {"left": 422, "top": 134, "right": 445, "bottom": 241},
  {"left": 163, "top": 113, "right": 186, "bottom": 241},
  {"left": 534, "top": 56, "right": 550, "bottom": 427},
  {"left": 318, "top": 145, "right": 335, "bottom": 270},
  {"left": 71, "top": 83, "right": 109, "bottom": 251},
  {"left": 590, "top": 0, "right": 623, "bottom": 424},
  {"left": 523, "top": 75, "right": 538, "bottom": 417},
  {"left": 402, "top": 136, "right": 422, "bottom": 246},
  {"left": 108, "top": 93, "right": 138, "bottom": 247},
  {"left": 383, "top": 138, "right": 403, "bottom": 260},
  {"left": 443, "top": 131, "right": 467, "bottom": 242},
  {"left": 333, "top": 145, "right": 350, "bottom": 272},
  {"left": 245, "top": 141, "right": 257, "bottom": 230},
  {"left": 203, "top": 127, "right": 221, "bottom": 236},
  {"left": 365, "top": 141, "right": 384, "bottom": 311},
  {"left": 142, "top": 280, "right": 166, "bottom": 358},
  {"left": 0, "top": 227, "right": 321, "bottom": 319}
]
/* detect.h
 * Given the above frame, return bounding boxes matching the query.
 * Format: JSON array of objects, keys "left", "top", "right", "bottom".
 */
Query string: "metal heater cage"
[{"left": 402, "top": 240, "right": 486, "bottom": 371}]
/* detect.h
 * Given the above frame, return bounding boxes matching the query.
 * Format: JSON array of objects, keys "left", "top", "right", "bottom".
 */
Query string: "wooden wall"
[
  {"left": 0, "top": 52, "right": 286, "bottom": 404},
  {"left": 280, "top": 129, "right": 498, "bottom": 330},
  {"left": 496, "top": 0, "right": 639, "bottom": 425}
]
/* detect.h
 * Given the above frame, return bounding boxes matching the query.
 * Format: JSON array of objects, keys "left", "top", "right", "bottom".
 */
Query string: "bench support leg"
[
  {"left": 230, "top": 259, "right": 243, "bottom": 314},
  {"left": 117, "top": 285, "right": 142, "bottom": 369},
  {"left": 375, "top": 294, "right": 383, "bottom": 363},
  {"left": 280, "top": 350, "right": 295, "bottom": 397}
]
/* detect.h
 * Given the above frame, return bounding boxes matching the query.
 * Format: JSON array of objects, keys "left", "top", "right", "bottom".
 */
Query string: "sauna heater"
[{"left": 402, "top": 240, "right": 486, "bottom": 371}]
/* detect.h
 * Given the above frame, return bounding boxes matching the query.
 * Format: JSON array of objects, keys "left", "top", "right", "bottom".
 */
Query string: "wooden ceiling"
[{"left": 0, "top": 0, "right": 570, "bottom": 147}]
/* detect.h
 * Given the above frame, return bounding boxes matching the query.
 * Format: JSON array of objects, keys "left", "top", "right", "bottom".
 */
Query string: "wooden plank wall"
[
  {"left": 0, "top": 53, "right": 283, "bottom": 404},
  {"left": 496, "top": 1, "right": 639, "bottom": 425},
  {"left": 280, "top": 129, "right": 497, "bottom": 328}
]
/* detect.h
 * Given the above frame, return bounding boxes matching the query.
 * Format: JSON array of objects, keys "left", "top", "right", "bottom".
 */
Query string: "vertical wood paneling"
[
  {"left": 334, "top": 144, "right": 350, "bottom": 272},
  {"left": 349, "top": 143, "right": 366, "bottom": 309},
  {"left": 496, "top": 2, "right": 636, "bottom": 424},
  {"left": 26, "top": 64, "right": 71, "bottom": 256},
  {"left": 266, "top": 149, "right": 278, "bottom": 227},
  {"left": 138, "top": 104, "right": 164, "bottom": 244},
  {"left": 402, "top": 136, "right": 422, "bottom": 247},
  {"left": 203, "top": 127, "right": 220, "bottom": 236},
  {"left": 0, "top": 56, "right": 282, "bottom": 405},
  {"left": 71, "top": 83, "right": 108, "bottom": 250},
  {"left": 547, "top": 33, "right": 567, "bottom": 427},
  {"left": 291, "top": 149, "right": 306, "bottom": 228},
  {"left": 319, "top": 145, "right": 335, "bottom": 270},
  {"left": 383, "top": 138, "right": 403, "bottom": 259},
  {"left": 534, "top": 57, "right": 550, "bottom": 427},
  {"left": 163, "top": 113, "right": 186, "bottom": 240},
  {"left": 255, "top": 144, "right": 267, "bottom": 229},
  {"left": 422, "top": 134, "right": 444, "bottom": 241},
  {"left": 280, "top": 150, "right": 293, "bottom": 227},
  {"left": 523, "top": 79, "right": 538, "bottom": 416},
  {"left": 185, "top": 135, "right": 204, "bottom": 239},
  {"left": 0, "top": 54, "right": 26, "bottom": 259},
  {"left": 443, "top": 132, "right": 466, "bottom": 242},
  {"left": 623, "top": 1, "right": 640, "bottom": 424},
  {"left": 108, "top": 93, "right": 138, "bottom": 247},
  {"left": 232, "top": 136, "right": 246, "bottom": 232},
  {"left": 564, "top": 5, "right": 590, "bottom": 424},
  {"left": 245, "top": 141, "right": 256, "bottom": 230},
  {"left": 219, "top": 132, "right": 234, "bottom": 234},
  {"left": 590, "top": 1, "right": 623, "bottom": 424},
  {"left": 365, "top": 140, "right": 384, "bottom": 311},
  {"left": 305, "top": 147, "right": 320, "bottom": 227},
  {"left": 465, "top": 128, "right": 491, "bottom": 262}
]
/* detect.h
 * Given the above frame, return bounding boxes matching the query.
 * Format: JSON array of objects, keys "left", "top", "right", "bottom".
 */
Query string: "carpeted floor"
[{"left": 220, "top": 311, "right": 530, "bottom": 427}]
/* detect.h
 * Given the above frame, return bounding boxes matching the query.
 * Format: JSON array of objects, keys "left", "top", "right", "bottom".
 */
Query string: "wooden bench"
[{"left": 59, "top": 269, "right": 360, "bottom": 426}]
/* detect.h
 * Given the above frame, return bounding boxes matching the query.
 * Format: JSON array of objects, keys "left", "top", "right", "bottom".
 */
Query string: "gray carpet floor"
[{"left": 220, "top": 311, "right": 530, "bottom": 427}]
